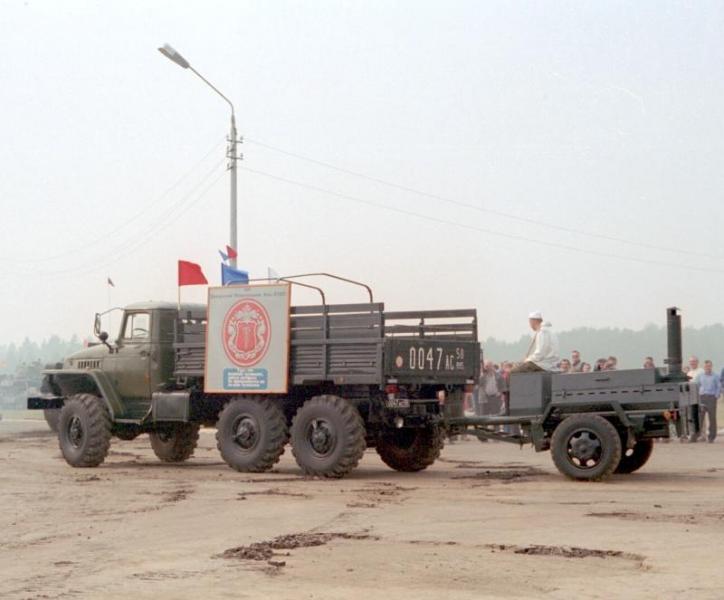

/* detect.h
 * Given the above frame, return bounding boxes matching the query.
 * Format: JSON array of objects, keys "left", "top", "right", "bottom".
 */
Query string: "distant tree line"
[
  {"left": 0, "top": 335, "right": 85, "bottom": 374},
  {"left": 483, "top": 323, "right": 724, "bottom": 370},
  {"left": 1, "top": 323, "right": 722, "bottom": 375}
]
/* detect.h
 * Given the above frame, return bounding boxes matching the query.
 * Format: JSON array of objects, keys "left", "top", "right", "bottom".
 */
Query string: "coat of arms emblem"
[{"left": 222, "top": 300, "right": 271, "bottom": 367}]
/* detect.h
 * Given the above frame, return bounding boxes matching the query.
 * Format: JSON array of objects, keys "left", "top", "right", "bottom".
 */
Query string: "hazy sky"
[{"left": 1, "top": 0, "right": 724, "bottom": 345}]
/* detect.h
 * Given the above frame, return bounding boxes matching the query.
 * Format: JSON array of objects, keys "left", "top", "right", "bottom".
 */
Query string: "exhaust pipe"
[{"left": 665, "top": 307, "right": 683, "bottom": 377}]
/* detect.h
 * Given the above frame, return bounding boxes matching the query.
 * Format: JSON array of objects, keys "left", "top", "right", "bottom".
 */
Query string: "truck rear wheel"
[
  {"left": 58, "top": 393, "right": 112, "bottom": 468},
  {"left": 216, "top": 398, "right": 288, "bottom": 472},
  {"left": 149, "top": 423, "right": 200, "bottom": 462},
  {"left": 376, "top": 425, "right": 444, "bottom": 472},
  {"left": 291, "top": 395, "right": 366, "bottom": 478},
  {"left": 551, "top": 415, "right": 622, "bottom": 481},
  {"left": 615, "top": 439, "right": 654, "bottom": 474}
]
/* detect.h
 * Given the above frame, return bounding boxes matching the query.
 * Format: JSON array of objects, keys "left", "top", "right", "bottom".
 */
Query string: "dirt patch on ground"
[
  {"left": 587, "top": 510, "right": 724, "bottom": 525},
  {"left": 75, "top": 474, "right": 103, "bottom": 483},
  {"left": 486, "top": 543, "right": 645, "bottom": 563},
  {"left": 219, "top": 531, "right": 378, "bottom": 571},
  {"left": 238, "top": 489, "right": 310, "bottom": 500},
  {"left": 452, "top": 466, "right": 547, "bottom": 484},
  {"left": 439, "top": 458, "right": 529, "bottom": 470},
  {"left": 238, "top": 476, "right": 309, "bottom": 484},
  {"left": 163, "top": 487, "right": 194, "bottom": 503},
  {"left": 405, "top": 539, "right": 459, "bottom": 547},
  {"left": 345, "top": 482, "right": 418, "bottom": 508}
]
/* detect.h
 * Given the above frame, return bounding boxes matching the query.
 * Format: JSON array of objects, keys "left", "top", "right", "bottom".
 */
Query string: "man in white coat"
[{"left": 511, "top": 311, "right": 560, "bottom": 373}]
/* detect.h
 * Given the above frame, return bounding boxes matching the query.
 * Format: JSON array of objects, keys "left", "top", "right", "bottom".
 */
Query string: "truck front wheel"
[
  {"left": 149, "top": 423, "right": 200, "bottom": 462},
  {"left": 216, "top": 398, "right": 288, "bottom": 472},
  {"left": 376, "top": 425, "right": 444, "bottom": 472},
  {"left": 615, "top": 439, "right": 654, "bottom": 474},
  {"left": 551, "top": 415, "right": 622, "bottom": 481},
  {"left": 58, "top": 394, "right": 112, "bottom": 468},
  {"left": 44, "top": 409, "right": 61, "bottom": 433},
  {"left": 291, "top": 395, "right": 366, "bottom": 478}
]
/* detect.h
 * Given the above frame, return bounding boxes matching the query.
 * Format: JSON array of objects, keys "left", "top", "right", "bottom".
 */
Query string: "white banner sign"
[{"left": 204, "top": 283, "right": 291, "bottom": 394}]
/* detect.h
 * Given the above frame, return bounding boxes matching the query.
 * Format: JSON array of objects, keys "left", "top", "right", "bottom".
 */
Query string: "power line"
[
  {"left": 240, "top": 165, "right": 724, "bottom": 275},
  {"left": 1, "top": 161, "right": 226, "bottom": 280},
  {"left": 0, "top": 136, "right": 226, "bottom": 264},
  {"left": 246, "top": 138, "right": 721, "bottom": 261}
]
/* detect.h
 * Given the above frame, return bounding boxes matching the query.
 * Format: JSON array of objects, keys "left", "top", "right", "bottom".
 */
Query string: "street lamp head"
[{"left": 158, "top": 44, "right": 190, "bottom": 69}]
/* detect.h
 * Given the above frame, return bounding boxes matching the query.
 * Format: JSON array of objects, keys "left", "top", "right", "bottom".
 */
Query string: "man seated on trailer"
[{"left": 511, "top": 311, "right": 560, "bottom": 373}]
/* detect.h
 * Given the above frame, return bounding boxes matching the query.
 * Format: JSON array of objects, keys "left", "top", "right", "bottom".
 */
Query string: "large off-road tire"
[
  {"left": 41, "top": 376, "right": 60, "bottom": 433},
  {"left": 551, "top": 415, "right": 622, "bottom": 481},
  {"left": 58, "top": 394, "right": 112, "bottom": 468},
  {"left": 149, "top": 423, "right": 200, "bottom": 462},
  {"left": 44, "top": 409, "right": 61, "bottom": 433},
  {"left": 615, "top": 438, "right": 654, "bottom": 474},
  {"left": 114, "top": 425, "right": 142, "bottom": 441},
  {"left": 376, "top": 425, "right": 444, "bottom": 472},
  {"left": 291, "top": 395, "right": 366, "bottom": 478},
  {"left": 216, "top": 398, "right": 288, "bottom": 472}
]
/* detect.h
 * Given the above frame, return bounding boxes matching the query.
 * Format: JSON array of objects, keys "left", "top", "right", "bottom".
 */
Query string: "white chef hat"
[{"left": 528, "top": 311, "right": 543, "bottom": 320}]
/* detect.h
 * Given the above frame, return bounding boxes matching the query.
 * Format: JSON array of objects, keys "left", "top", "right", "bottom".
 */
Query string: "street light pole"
[{"left": 158, "top": 44, "right": 239, "bottom": 268}]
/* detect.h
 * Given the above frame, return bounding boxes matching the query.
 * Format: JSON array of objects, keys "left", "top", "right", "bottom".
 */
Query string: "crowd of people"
[{"left": 472, "top": 311, "right": 721, "bottom": 443}]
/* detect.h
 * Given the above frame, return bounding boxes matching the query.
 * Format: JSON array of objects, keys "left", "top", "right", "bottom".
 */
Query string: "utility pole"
[
  {"left": 158, "top": 43, "right": 240, "bottom": 267},
  {"left": 229, "top": 112, "right": 238, "bottom": 267}
]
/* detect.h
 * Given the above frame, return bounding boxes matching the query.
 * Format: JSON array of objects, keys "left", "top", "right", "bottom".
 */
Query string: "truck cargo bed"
[{"left": 173, "top": 303, "right": 479, "bottom": 387}]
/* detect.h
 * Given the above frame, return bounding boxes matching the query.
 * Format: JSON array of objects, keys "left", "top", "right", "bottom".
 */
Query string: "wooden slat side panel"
[
  {"left": 385, "top": 309, "right": 477, "bottom": 320},
  {"left": 291, "top": 303, "right": 384, "bottom": 315},
  {"left": 292, "top": 313, "right": 383, "bottom": 328}
]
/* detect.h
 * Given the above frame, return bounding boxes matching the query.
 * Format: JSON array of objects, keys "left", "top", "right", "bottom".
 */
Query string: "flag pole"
[{"left": 107, "top": 278, "right": 113, "bottom": 336}]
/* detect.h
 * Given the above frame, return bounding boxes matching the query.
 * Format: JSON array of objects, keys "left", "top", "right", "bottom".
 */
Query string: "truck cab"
[{"left": 34, "top": 302, "right": 205, "bottom": 423}]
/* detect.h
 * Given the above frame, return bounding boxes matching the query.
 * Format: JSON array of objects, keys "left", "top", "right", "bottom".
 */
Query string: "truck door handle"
[
  {"left": 594, "top": 377, "right": 610, "bottom": 382},
  {"left": 140, "top": 350, "right": 149, "bottom": 357}
]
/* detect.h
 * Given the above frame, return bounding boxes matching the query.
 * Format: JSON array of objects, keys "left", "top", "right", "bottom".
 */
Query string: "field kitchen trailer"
[{"left": 447, "top": 307, "right": 700, "bottom": 480}]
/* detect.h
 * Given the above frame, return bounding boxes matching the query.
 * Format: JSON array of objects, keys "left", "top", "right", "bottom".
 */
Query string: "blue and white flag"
[{"left": 221, "top": 263, "right": 249, "bottom": 286}]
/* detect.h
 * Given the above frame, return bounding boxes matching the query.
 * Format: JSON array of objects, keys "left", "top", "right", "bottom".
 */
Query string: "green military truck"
[{"left": 28, "top": 274, "right": 479, "bottom": 478}]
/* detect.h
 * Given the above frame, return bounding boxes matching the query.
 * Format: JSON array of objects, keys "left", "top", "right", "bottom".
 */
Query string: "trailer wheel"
[
  {"left": 150, "top": 423, "right": 200, "bottom": 462},
  {"left": 43, "top": 409, "right": 61, "bottom": 433},
  {"left": 216, "top": 398, "right": 288, "bottom": 472},
  {"left": 376, "top": 425, "right": 444, "bottom": 472},
  {"left": 291, "top": 395, "right": 366, "bottom": 478},
  {"left": 551, "top": 415, "right": 622, "bottom": 481},
  {"left": 615, "top": 439, "right": 654, "bottom": 474},
  {"left": 58, "top": 393, "right": 112, "bottom": 468}
]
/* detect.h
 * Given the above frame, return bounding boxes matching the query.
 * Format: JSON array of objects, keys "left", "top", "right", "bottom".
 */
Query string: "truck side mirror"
[
  {"left": 97, "top": 331, "right": 114, "bottom": 353},
  {"left": 94, "top": 313, "right": 102, "bottom": 337}
]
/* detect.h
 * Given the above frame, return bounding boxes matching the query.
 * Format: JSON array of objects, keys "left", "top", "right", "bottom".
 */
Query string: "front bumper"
[{"left": 27, "top": 395, "right": 64, "bottom": 410}]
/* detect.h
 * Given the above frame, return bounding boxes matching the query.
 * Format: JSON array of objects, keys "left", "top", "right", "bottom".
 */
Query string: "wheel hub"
[
  {"left": 234, "top": 416, "right": 259, "bottom": 450},
  {"left": 309, "top": 419, "right": 335, "bottom": 456},
  {"left": 68, "top": 416, "right": 84, "bottom": 449},
  {"left": 567, "top": 430, "right": 602, "bottom": 468}
]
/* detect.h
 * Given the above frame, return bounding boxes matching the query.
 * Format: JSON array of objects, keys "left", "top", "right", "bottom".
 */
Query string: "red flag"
[
  {"left": 226, "top": 245, "right": 238, "bottom": 260},
  {"left": 178, "top": 260, "right": 208, "bottom": 286}
]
